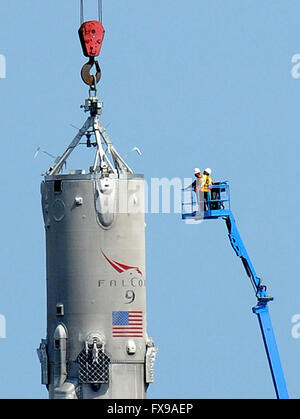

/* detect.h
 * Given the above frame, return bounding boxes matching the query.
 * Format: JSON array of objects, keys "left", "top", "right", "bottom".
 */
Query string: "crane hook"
[{"left": 81, "top": 57, "right": 101, "bottom": 86}]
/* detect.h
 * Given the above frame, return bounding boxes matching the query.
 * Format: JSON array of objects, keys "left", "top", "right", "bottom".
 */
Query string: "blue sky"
[{"left": 0, "top": 0, "right": 299, "bottom": 398}]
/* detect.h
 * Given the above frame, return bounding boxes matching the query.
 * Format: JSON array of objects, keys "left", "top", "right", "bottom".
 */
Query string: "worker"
[
  {"left": 190, "top": 167, "right": 213, "bottom": 211},
  {"left": 201, "top": 168, "right": 213, "bottom": 210},
  {"left": 191, "top": 168, "right": 202, "bottom": 190}
]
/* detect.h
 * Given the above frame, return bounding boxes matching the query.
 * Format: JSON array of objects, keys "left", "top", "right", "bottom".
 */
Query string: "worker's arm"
[{"left": 185, "top": 180, "right": 197, "bottom": 190}]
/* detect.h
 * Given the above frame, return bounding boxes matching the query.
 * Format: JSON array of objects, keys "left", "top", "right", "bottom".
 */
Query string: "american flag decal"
[{"left": 112, "top": 310, "right": 143, "bottom": 338}]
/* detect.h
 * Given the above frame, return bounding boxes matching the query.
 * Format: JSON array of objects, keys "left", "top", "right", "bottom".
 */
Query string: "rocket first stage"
[
  {"left": 37, "top": 8, "right": 157, "bottom": 399},
  {"left": 38, "top": 168, "right": 156, "bottom": 399}
]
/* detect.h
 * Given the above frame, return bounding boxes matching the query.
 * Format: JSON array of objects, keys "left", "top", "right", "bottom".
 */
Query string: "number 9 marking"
[{"left": 125, "top": 290, "right": 135, "bottom": 304}]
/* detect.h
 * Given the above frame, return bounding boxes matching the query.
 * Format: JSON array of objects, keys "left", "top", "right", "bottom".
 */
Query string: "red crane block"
[{"left": 78, "top": 20, "right": 105, "bottom": 58}]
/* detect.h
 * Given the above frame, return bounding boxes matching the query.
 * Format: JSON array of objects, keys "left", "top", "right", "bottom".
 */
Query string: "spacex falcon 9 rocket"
[{"left": 37, "top": 3, "right": 157, "bottom": 399}]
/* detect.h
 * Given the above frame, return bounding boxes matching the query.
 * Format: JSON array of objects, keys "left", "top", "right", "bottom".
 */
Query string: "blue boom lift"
[{"left": 182, "top": 182, "right": 289, "bottom": 399}]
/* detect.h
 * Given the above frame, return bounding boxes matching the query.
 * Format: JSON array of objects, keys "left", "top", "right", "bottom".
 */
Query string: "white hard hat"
[
  {"left": 204, "top": 168, "right": 212, "bottom": 175},
  {"left": 194, "top": 168, "right": 201, "bottom": 174}
]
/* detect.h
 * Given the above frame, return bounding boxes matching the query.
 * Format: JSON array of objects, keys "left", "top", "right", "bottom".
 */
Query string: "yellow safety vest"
[{"left": 199, "top": 174, "right": 212, "bottom": 192}]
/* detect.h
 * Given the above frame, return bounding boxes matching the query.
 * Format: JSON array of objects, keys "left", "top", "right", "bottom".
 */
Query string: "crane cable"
[
  {"left": 80, "top": 0, "right": 84, "bottom": 24},
  {"left": 80, "top": 0, "right": 103, "bottom": 24},
  {"left": 98, "top": 0, "right": 103, "bottom": 23}
]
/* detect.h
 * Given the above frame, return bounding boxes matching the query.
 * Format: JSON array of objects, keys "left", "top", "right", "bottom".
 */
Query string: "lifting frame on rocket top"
[{"left": 182, "top": 183, "right": 289, "bottom": 399}]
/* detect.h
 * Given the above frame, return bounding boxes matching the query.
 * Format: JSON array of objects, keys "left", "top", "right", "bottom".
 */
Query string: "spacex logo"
[
  {"left": 99, "top": 251, "right": 145, "bottom": 297},
  {"left": 101, "top": 250, "right": 143, "bottom": 276}
]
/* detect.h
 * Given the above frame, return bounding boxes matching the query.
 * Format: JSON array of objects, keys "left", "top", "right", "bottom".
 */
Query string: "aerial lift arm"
[{"left": 225, "top": 212, "right": 289, "bottom": 399}]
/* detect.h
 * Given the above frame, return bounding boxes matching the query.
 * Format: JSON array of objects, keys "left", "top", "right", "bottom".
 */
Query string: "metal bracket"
[
  {"left": 145, "top": 341, "right": 158, "bottom": 384},
  {"left": 37, "top": 339, "right": 49, "bottom": 385},
  {"left": 47, "top": 93, "right": 133, "bottom": 177}
]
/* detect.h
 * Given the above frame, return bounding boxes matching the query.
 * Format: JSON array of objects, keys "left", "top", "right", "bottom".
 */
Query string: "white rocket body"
[{"left": 38, "top": 171, "right": 156, "bottom": 399}]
